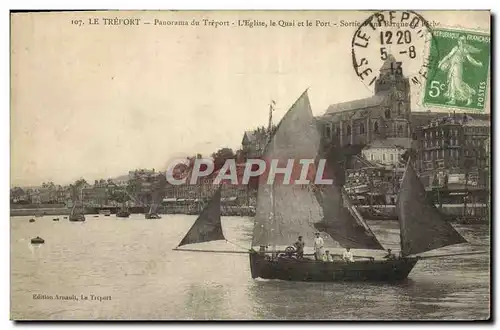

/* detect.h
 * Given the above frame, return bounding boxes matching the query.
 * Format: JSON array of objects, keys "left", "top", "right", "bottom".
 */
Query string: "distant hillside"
[{"left": 110, "top": 173, "right": 130, "bottom": 182}]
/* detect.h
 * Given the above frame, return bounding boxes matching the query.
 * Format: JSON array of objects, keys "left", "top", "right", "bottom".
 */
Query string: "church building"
[{"left": 318, "top": 55, "right": 412, "bottom": 150}]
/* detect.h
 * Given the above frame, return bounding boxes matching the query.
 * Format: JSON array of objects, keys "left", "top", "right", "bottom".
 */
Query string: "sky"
[{"left": 10, "top": 10, "right": 490, "bottom": 186}]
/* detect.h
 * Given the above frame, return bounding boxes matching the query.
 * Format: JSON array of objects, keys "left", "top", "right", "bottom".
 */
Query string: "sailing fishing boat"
[
  {"left": 69, "top": 185, "right": 85, "bottom": 222},
  {"left": 174, "top": 90, "right": 475, "bottom": 282},
  {"left": 145, "top": 202, "right": 161, "bottom": 219},
  {"left": 69, "top": 202, "right": 85, "bottom": 222}
]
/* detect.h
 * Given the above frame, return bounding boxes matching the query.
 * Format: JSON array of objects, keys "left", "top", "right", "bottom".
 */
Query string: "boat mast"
[{"left": 268, "top": 100, "right": 276, "bottom": 250}]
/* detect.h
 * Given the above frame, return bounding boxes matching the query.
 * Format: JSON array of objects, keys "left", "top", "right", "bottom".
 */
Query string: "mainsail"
[
  {"left": 177, "top": 187, "right": 225, "bottom": 247},
  {"left": 252, "top": 90, "right": 324, "bottom": 247},
  {"left": 396, "top": 161, "right": 467, "bottom": 256}
]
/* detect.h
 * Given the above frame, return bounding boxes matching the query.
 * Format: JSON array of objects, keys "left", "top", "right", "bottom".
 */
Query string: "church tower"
[{"left": 374, "top": 55, "right": 411, "bottom": 139}]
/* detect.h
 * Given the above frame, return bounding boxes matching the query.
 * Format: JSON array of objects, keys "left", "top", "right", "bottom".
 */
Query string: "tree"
[
  {"left": 71, "top": 179, "right": 88, "bottom": 201},
  {"left": 235, "top": 149, "right": 248, "bottom": 163},
  {"left": 109, "top": 189, "right": 130, "bottom": 204},
  {"left": 211, "top": 148, "right": 236, "bottom": 171},
  {"left": 10, "top": 187, "right": 25, "bottom": 203}
]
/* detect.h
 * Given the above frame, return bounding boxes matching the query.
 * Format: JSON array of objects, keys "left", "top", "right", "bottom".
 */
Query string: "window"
[
  {"left": 370, "top": 154, "right": 374, "bottom": 161},
  {"left": 390, "top": 154, "right": 394, "bottom": 161},
  {"left": 374, "top": 121, "right": 379, "bottom": 134},
  {"left": 385, "top": 109, "right": 391, "bottom": 119},
  {"left": 325, "top": 125, "right": 331, "bottom": 138},
  {"left": 398, "top": 102, "right": 403, "bottom": 116},
  {"left": 398, "top": 125, "right": 403, "bottom": 136},
  {"left": 346, "top": 124, "right": 351, "bottom": 136},
  {"left": 360, "top": 123, "right": 365, "bottom": 134},
  {"left": 383, "top": 154, "right": 386, "bottom": 161}
]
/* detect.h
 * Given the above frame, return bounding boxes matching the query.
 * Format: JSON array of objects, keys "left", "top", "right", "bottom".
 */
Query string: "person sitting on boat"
[
  {"left": 322, "top": 250, "right": 334, "bottom": 262},
  {"left": 314, "top": 232, "right": 325, "bottom": 261},
  {"left": 383, "top": 249, "right": 397, "bottom": 260},
  {"left": 342, "top": 247, "right": 354, "bottom": 263},
  {"left": 293, "top": 236, "right": 305, "bottom": 259}
]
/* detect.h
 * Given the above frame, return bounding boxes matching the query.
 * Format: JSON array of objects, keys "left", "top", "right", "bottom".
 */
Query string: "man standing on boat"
[
  {"left": 293, "top": 236, "right": 305, "bottom": 259},
  {"left": 343, "top": 247, "right": 354, "bottom": 263},
  {"left": 314, "top": 232, "right": 324, "bottom": 260}
]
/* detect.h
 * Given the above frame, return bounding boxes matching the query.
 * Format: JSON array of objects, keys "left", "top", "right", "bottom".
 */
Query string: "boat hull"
[
  {"left": 249, "top": 253, "right": 418, "bottom": 282},
  {"left": 69, "top": 215, "right": 85, "bottom": 222}
]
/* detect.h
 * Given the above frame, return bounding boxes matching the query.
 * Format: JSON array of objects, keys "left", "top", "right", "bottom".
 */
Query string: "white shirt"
[
  {"left": 343, "top": 250, "right": 354, "bottom": 262},
  {"left": 323, "top": 254, "right": 334, "bottom": 262},
  {"left": 314, "top": 237, "right": 324, "bottom": 249}
]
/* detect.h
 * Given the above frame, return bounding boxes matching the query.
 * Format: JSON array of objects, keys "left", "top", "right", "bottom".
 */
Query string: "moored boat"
[
  {"left": 99, "top": 209, "right": 111, "bottom": 216},
  {"left": 31, "top": 236, "right": 45, "bottom": 244},
  {"left": 116, "top": 204, "right": 130, "bottom": 218}
]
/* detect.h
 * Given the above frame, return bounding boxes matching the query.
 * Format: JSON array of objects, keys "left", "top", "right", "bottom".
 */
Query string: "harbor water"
[{"left": 10, "top": 215, "right": 490, "bottom": 320}]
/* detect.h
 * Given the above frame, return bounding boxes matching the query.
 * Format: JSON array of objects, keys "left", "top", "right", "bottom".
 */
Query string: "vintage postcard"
[{"left": 10, "top": 10, "right": 491, "bottom": 320}]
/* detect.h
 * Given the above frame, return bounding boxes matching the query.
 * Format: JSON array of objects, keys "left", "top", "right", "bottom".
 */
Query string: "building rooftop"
[
  {"left": 411, "top": 111, "right": 490, "bottom": 129},
  {"left": 324, "top": 92, "right": 388, "bottom": 115},
  {"left": 365, "top": 138, "right": 413, "bottom": 149},
  {"left": 463, "top": 119, "right": 490, "bottom": 127}
]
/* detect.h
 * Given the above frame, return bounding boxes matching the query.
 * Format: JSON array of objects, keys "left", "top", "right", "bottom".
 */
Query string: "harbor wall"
[{"left": 10, "top": 203, "right": 488, "bottom": 223}]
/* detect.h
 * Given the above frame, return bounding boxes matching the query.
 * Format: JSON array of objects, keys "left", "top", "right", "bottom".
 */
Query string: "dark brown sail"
[
  {"left": 177, "top": 187, "right": 225, "bottom": 247},
  {"left": 396, "top": 161, "right": 467, "bottom": 256},
  {"left": 314, "top": 184, "right": 385, "bottom": 250},
  {"left": 313, "top": 147, "right": 384, "bottom": 250}
]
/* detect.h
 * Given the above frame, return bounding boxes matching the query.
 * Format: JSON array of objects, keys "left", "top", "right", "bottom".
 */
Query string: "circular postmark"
[{"left": 351, "top": 10, "right": 440, "bottom": 94}]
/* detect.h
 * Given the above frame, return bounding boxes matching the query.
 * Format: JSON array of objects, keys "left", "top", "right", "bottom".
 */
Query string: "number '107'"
[{"left": 380, "top": 30, "right": 412, "bottom": 45}]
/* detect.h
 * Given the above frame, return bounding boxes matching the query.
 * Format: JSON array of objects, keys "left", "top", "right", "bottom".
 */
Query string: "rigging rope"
[{"left": 225, "top": 239, "right": 250, "bottom": 252}]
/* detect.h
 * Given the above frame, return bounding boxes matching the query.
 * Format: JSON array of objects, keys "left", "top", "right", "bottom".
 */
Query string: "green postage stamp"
[{"left": 423, "top": 28, "right": 490, "bottom": 112}]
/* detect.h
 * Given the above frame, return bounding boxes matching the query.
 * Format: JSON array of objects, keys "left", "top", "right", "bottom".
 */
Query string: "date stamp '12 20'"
[{"left": 423, "top": 28, "right": 490, "bottom": 112}]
